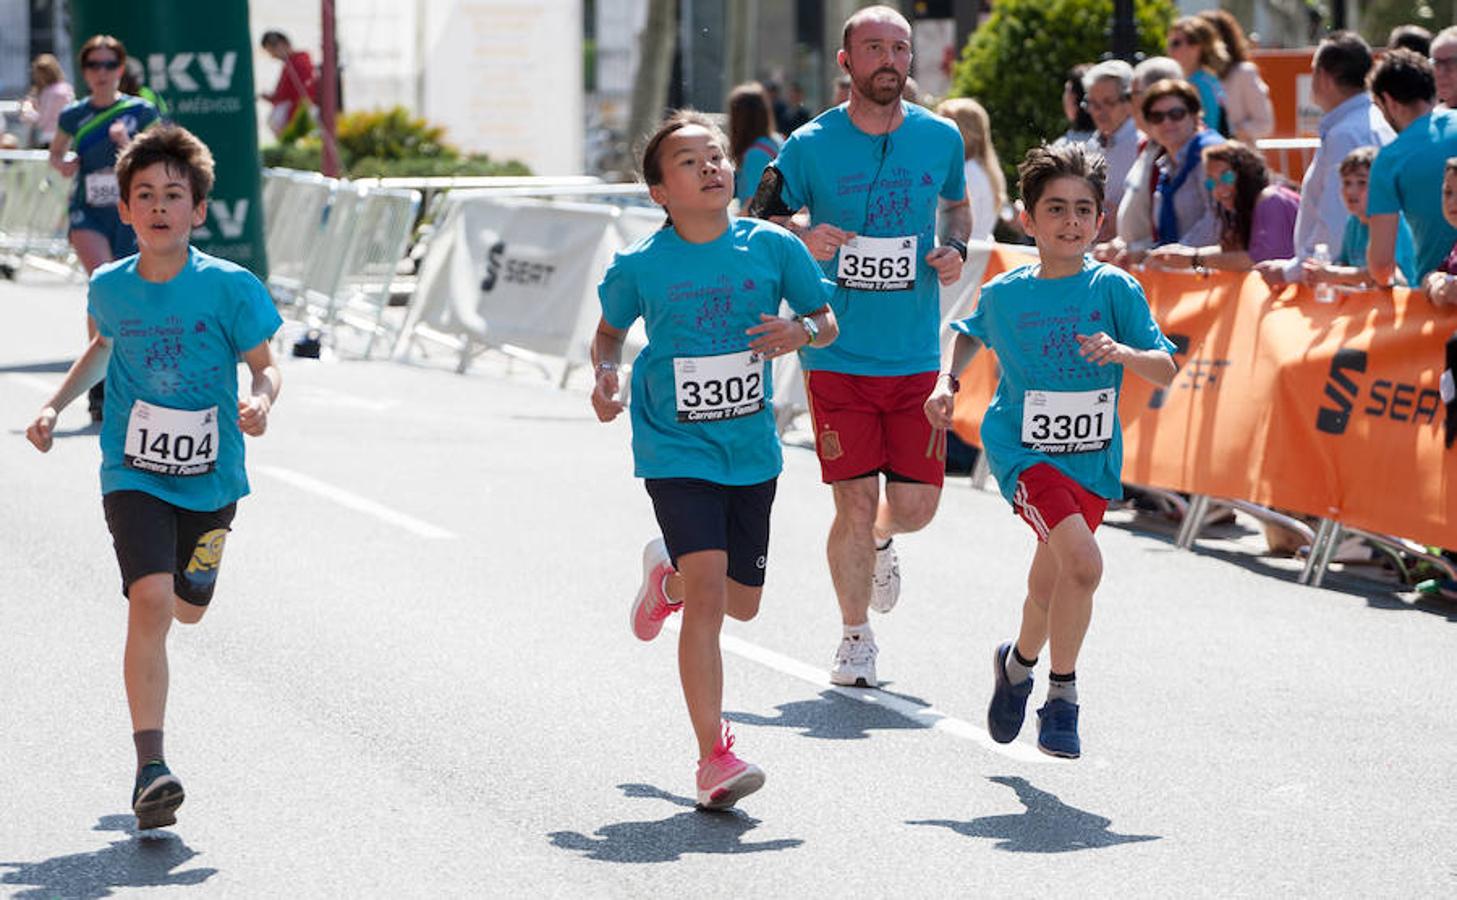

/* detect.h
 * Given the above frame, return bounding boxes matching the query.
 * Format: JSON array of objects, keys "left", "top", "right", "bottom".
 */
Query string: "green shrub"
[
  {"left": 951, "top": 0, "right": 1176, "bottom": 197},
  {"left": 262, "top": 105, "right": 532, "bottom": 177}
]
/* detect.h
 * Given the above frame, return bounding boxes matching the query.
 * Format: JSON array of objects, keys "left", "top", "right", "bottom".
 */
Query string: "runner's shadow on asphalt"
[
  {"left": 724, "top": 688, "right": 931, "bottom": 740},
  {"left": 548, "top": 783, "right": 803, "bottom": 863},
  {"left": 908, "top": 776, "right": 1160, "bottom": 853},
  {"left": 0, "top": 814, "right": 217, "bottom": 898},
  {"left": 0, "top": 360, "right": 74, "bottom": 374}
]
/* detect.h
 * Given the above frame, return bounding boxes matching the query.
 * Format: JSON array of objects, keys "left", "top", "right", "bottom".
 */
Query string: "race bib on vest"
[
  {"left": 672, "top": 350, "right": 765, "bottom": 423},
  {"left": 1021, "top": 389, "right": 1116, "bottom": 454},
  {"left": 84, "top": 170, "right": 120, "bottom": 207},
  {"left": 125, "top": 400, "right": 219, "bottom": 476},
  {"left": 836, "top": 235, "right": 917, "bottom": 291}
]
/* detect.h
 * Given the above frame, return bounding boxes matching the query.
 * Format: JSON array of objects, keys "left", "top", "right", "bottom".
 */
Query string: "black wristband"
[{"left": 943, "top": 238, "right": 968, "bottom": 261}]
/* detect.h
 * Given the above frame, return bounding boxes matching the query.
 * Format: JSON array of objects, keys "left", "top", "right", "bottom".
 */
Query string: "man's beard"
[{"left": 853, "top": 67, "right": 904, "bottom": 105}]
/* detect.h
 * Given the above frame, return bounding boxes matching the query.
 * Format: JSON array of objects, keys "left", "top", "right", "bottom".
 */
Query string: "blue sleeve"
[
  {"left": 949, "top": 286, "right": 992, "bottom": 343},
  {"left": 228, "top": 271, "right": 283, "bottom": 353},
  {"left": 1365, "top": 144, "right": 1402, "bottom": 217},
  {"left": 56, "top": 102, "right": 80, "bottom": 137},
  {"left": 736, "top": 147, "right": 772, "bottom": 206},
  {"left": 777, "top": 228, "right": 832, "bottom": 316},
  {"left": 940, "top": 122, "right": 967, "bottom": 202},
  {"left": 86, "top": 274, "right": 115, "bottom": 339},
  {"left": 1334, "top": 216, "right": 1359, "bottom": 266},
  {"left": 1395, "top": 216, "right": 1420, "bottom": 286},
  {"left": 771, "top": 135, "right": 807, "bottom": 212},
  {"left": 597, "top": 251, "right": 641, "bottom": 331},
  {"left": 1109, "top": 271, "right": 1175, "bottom": 354}
]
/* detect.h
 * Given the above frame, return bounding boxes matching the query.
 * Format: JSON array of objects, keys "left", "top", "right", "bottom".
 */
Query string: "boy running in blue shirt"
[
  {"left": 592, "top": 111, "right": 836, "bottom": 808},
  {"left": 26, "top": 124, "right": 283, "bottom": 829},
  {"left": 925, "top": 143, "right": 1176, "bottom": 758}
]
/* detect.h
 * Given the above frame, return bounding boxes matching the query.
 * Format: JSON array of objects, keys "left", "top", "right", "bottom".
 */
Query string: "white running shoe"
[
  {"left": 829, "top": 633, "right": 878, "bottom": 687},
  {"left": 870, "top": 539, "right": 901, "bottom": 613}
]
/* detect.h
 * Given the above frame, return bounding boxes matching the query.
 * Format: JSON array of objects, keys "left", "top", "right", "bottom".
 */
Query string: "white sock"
[
  {"left": 660, "top": 573, "right": 681, "bottom": 605},
  {"left": 843, "top": 622, "right": 873, "bottom": 641}
]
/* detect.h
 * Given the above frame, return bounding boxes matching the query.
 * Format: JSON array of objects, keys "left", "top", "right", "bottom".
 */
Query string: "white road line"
[
  {"left": 4, "top": 373, "right": 60, "bottom": 394},
  {"left": 255, "top": 464, "right": 457, "bottom": 540},
  {"left": 664, "top": 616, "right": 1052, "bottom": 763}
]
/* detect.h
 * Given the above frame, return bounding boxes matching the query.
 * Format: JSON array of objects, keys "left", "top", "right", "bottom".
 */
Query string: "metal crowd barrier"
[{"left": 0, "top": 149, "right": 74, "bottom": 272}]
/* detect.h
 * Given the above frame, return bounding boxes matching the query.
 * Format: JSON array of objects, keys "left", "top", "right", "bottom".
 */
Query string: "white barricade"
[
  {"left": 0, "top": 150, "right": 73, "bottom": 269},
  {"left": 395, "top": 195, "right": 626, "bottom": 372}
]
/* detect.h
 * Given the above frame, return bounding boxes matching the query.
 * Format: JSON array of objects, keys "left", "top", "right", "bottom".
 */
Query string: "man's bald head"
[{"left": 843, "top": 5, "right": 912, "bottom": 49}]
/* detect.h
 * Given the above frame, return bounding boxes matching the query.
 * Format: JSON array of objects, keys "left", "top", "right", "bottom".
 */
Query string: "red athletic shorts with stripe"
[
  {"left": 804, "top": 370, "right": 945, "bottom": 487},
  {"left": 1012, "top": 463, "right": 1108, "bottom": 542}
]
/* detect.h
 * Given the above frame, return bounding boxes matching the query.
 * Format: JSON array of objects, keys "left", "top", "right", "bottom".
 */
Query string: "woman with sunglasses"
[
  {"left": 1166, "top": 16, "right": 1229, "bottom": 137},
  {"left": 1148, "top": 141, "right": 1298, "bottom": 272},
  {"left": 49, "top": 35, "right": 160, "bottom": 423},
  {"left": 1140, "top": 79, "right": 1223, "bottom": 254}
]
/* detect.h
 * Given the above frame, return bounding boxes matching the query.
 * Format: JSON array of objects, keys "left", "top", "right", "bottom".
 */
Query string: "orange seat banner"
[{"left": 953, "top": 247, "right": 1457, "bottom": 548}]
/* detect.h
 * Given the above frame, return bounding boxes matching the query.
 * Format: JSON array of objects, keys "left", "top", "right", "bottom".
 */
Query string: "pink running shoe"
[
  {"left": 696, "top": 722, "right": 765, "bottom": 810},
  {"left": 631, "top": 538, "right": 681, "bottom": 641}
]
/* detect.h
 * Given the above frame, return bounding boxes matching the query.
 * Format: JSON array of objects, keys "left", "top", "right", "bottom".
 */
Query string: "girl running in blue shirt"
[
  {"left": 591, "top": 111, "right": 837, "bottom": 808},
  {"left": 926, "top": 143, "right": 1176, "bottom": 759}
]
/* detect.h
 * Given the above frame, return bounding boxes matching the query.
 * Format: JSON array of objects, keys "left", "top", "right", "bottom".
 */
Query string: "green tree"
[{"left": 951, "top": 0, "right": 1177, "bottom": 197}]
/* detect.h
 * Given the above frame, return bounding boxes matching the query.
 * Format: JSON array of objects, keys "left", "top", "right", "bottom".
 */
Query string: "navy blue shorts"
[
  {"left": 102, "top": 490, "right": 236, "bottom": 606},
  {"left": 69, "top": 203, "right": 137, "bottom": 259},
  {"left": 644, "top": 477, "right": 777, "bottom": 587}
]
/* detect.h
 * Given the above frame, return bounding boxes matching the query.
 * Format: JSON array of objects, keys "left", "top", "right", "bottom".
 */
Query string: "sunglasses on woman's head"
[
  {"left": 84, "top": 59, "right": 121, "bottom": 71},
  {"left": 1203, "top": 170, "right": 1237, "bottom": 191},
  {"left": 1144, "top": 106, "right": 1189, "bottom": 125}
]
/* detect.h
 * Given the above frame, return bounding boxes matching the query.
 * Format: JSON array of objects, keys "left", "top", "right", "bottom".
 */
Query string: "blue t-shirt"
[
  {"left": 770, "top": 102, "right": 966, "bottom": 376},
  {"left": 599, "top": 217, "right": 831, "bottom": 485},
  {"left": 56, "top": 94, "right": 159, "bottom": 210},
  {"left": 950, "top": 260, "right": 1176, "bottom": 505},
  {"left": 1336, "top": 214, "right": 1418, "bottom": 285},
  {"left": 1366, "top": 109, "right": 1457, "bottom": 279},
  {"left": 734, "top": 136, "right": 781, "bottom": 206},
  {"left": 1189, "top": 69, "right": 1226, "bottom": 136},
  {"left": 89, "top": 248, "right": 283, "bottom": 511}
]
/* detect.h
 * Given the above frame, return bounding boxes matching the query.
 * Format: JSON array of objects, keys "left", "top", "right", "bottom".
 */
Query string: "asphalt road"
[{"left": 1, "top": 269, "right": 1453, "bottom": 898}]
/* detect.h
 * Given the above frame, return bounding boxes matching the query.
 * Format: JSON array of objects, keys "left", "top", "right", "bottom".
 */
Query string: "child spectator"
[{"left": 1304, "top": 146, "right": 1418, "bottom": 288}]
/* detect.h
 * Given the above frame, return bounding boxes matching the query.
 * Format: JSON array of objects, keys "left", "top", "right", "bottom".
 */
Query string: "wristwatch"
[
  {"left": 943, "top": 238, "right": 968, "bottom": 262},
  {"left": 797, "top": 314, "right": 820, "bottom": 346}
]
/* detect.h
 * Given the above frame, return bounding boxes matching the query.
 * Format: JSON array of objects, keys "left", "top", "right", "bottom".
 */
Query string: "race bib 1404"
[{"left": 124, "top": 400, "right": 219, "bottom": 476}]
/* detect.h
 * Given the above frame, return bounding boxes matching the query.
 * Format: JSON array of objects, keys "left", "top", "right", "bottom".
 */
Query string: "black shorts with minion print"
[{"left": 102, "top": 490, "right": 237, "bottom": 606}]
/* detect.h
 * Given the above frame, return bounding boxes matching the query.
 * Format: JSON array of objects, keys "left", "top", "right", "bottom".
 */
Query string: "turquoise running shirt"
[
  {"left": 89, "top": 247, "right": 282, "bottom": 511},
  {"left": 770, "top": 102, "right": 966, "bottom": 376},
  {"left": 599, "top": 217, "right": 831, "bottom": 485}
]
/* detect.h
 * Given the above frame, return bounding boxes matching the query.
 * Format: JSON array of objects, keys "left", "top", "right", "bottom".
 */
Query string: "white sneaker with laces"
[
  {"left": 830, "top": 633, "right": 879, "bottom": 687},
  {"left": 870, "top": 539, "right": 900, "bottom": 613}
]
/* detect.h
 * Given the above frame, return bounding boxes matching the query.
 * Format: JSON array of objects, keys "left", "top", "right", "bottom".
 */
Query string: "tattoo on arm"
[
  {"left": 746, "top": 167, "right": 794, "bottom": 220},
  {"left": 940, "top": 200, "right": 973, "bottom": 245}
]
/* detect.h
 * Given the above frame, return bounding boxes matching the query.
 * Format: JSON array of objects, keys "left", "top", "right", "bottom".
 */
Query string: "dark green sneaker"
[{"left": 132, "top": 760, "right": 185, "bottom": 830}]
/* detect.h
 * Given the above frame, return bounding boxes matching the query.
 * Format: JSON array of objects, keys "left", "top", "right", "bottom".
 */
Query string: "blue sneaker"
[
  {"left": 987, "top": 641, "right": 1034, "bottom": 743},
  {"left": 1036, "top": 699, "right": 1081, "bottom": 759},
  {"left": 132, "top": 760, "right": 185, "bottom": 830}
]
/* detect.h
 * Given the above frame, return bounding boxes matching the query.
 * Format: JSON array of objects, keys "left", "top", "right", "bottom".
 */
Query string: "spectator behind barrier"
[
  {"left": 1431, "top": 27, "right": 1457, "bottom": 110},
  {"left": 1418, "top": 158, "right": 1457, "bottom": 306},
  {"left": 1055, "top": 64, "right": 1097, "bottom": 147},
  {"left": 1081, "top": 60, "right": 1138, "bottom": 242},
  {"left": 1302, "top": 146, "right": 1418, "bottom": 288},
  {"left": 18, "top": 54, "right": 74, "bottom": 149},
  {"left": 1198, "top": 9, "right": 1274, "bottom": 142},
  {"left": 1147, "top": 141, "right": 1297, "bottom": 272},
  {"left": 727, "top": 82, "right": 783, "bottom": 208},
  {"left": 830, "top": 74, "right": 851, "bottom": 108},
  {"left": 1255, "top": 31, "right": 1393, "bottom": 288},
  {"left": 1366, "top": 49, "right": 1457, "bottom": 285},
  {"left": 1094, "top": 56, "right": 1182, "bottom": 267},
  {"left": 259, "top": 30, "right": 316, "bottom": 138},
  {"left": 1167, "top": 16, "right": 1229, "bottom": 136},
  {"left": 1387, "top": 24, "right": 1433, "bottom": 58},
  {"left": 935, "top": 97, "right": 1004, "bottom": 241},
  {"left": 781, "top": 82, "right": 812, "bottom": 134},
  {"left": 1143, "top": 79, "right": 1223, "bottom": 251}
]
